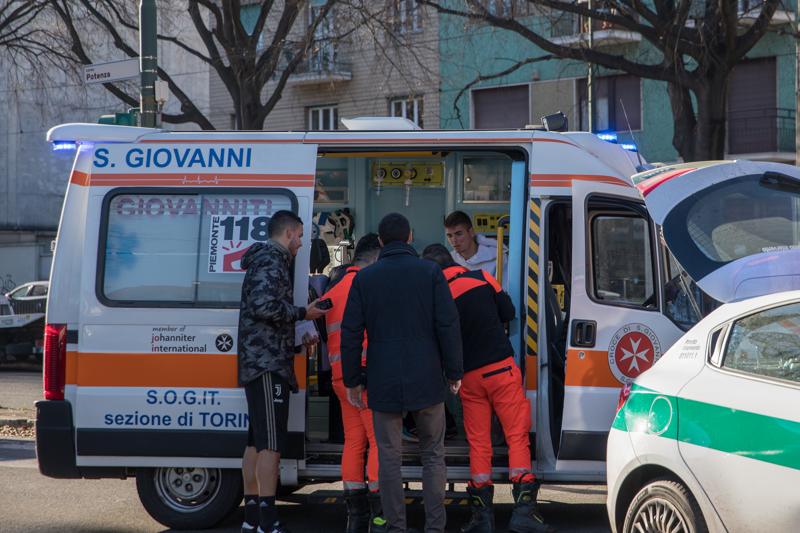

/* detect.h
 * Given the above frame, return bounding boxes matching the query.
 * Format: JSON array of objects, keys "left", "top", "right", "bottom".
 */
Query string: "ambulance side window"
[
  {"left": 100, "top": 189, "right": 296, "bottom": 307},
  {"left": 589, "top": 207, "right": 656, "bottom": 309},
  {"left": 723, "top": 301, "right": 800, "bottom": 384}
]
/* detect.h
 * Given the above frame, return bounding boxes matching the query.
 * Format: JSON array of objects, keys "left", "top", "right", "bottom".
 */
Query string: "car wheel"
[
  {"left": 135, "top": 467, "right": 242, "bottom": 530},
  {"left": 623, "top": 478, "right": 707, "bottom": 533}
]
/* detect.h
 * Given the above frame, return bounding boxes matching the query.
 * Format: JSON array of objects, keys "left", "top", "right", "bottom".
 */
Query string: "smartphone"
[{"left": 316, "top": 298, "right": 333, "bottom": 310}]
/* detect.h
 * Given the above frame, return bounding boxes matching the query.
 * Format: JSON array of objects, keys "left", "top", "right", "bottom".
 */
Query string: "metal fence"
[{"left": 728, "top": 107, "right": 796, "bottom": 155}]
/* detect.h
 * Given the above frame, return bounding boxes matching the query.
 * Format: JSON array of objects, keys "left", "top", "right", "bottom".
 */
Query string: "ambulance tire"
[
  {"left": 136, "top": 467, "right": 243, "bottom": 530},
  {"left": 622, "top": 478, "right": 708, "bottom": 533}
]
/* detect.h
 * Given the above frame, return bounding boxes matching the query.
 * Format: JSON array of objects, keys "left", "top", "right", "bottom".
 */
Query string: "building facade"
[
  {"left": 208, "top": 1, "right": 441, "bottom": 131},
  {"left": 438, "top": 1, "right": 797, "bottom": 164}
]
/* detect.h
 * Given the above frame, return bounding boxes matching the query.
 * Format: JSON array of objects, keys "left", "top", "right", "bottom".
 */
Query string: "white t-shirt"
[{"left": 452, "top": 234, "right": 509, "bottom": 289}]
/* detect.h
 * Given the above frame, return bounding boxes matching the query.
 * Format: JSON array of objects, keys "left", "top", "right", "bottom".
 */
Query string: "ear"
[{"left": 406, "top": 230, "right": 414, "bottom": 244}]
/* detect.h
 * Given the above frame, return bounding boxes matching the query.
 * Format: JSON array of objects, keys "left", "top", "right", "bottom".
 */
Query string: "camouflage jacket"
[{"left": 237, "top": 240, "right": 305, "bottom": 389}]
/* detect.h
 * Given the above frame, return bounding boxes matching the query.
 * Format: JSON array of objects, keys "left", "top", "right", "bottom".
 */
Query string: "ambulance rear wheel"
[
  {"left": 136, "top": 467, "right": 243, "bottom": 530},
  {"left": 623, "top": 478, "right": 707, "bottom": 533}
]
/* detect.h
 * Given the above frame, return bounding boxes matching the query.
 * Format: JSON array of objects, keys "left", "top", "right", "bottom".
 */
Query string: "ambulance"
[{"left": 37, "top": 117, "right": 708, "bottom": 529}]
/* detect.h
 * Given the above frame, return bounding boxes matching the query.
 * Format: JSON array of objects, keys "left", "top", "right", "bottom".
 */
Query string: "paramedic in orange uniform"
[
  {"left": 322, "top": 233, "right": 386, "bottom": 533},
  {"left": 422, "top": 244, "right": 550, "bottom": 533}
]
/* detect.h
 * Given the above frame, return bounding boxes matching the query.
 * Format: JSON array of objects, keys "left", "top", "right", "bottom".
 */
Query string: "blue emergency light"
[
  {"left": 596, "top": 132, "right": 618, "bottom": 143},
  {"left": 52, "top": 141, "right": 78, "bottom": 152},
  {"left": 620, "top": 143, "right": 638, "bottom": 152}
]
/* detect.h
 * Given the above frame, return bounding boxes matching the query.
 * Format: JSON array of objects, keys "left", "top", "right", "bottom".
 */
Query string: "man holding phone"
[{"left": 237, "top": 210, "right": 329, "bottom": 533}]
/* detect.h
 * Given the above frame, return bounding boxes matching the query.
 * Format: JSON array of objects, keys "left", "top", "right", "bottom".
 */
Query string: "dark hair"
[
  {"left": 422, "top": 244, "right": 457, "bottom": 268},
  {"left": 268, "top": 210, "right": 303, "bottom": 238},
  {"left": 378, "top": 213, "right": 411, "bottom": 244},
  {"left": 354, "top": 233, "right": 381, "bottom": 262},
  {"left": 444, "top": 210, "right": 473, "bottom": 229}
]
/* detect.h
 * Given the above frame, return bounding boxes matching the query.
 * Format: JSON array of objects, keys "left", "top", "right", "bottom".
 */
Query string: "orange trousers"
[
  {"left": 459, "top": 356, "right": 533, "bottom": 485},
  {"left": 332, "top": 379, "right": 379, "bottom": 490}
]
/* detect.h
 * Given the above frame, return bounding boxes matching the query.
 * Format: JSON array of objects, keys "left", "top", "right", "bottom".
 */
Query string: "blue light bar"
[
  {"left": 620, "top": 143, "right": 638, "bottom": 152},
  {"left": 52, "top": 141, "right": 78, "bottom": 152},
  {"left": 597, "top": 132, "right": 618, "bottom": 143}
]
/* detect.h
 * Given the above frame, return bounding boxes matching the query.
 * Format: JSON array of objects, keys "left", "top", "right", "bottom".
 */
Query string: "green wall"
[{"left": 438, "top": 4, "right": 797, "bottom": 163}]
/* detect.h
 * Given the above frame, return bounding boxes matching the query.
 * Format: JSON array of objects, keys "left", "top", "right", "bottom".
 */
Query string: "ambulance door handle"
[{"left": 571, "top": 320, "right": 597, "bottom": 348}]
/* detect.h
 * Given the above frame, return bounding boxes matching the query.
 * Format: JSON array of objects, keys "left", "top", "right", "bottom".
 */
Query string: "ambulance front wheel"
[
  {"left": 622, "top": 478, "right": 708, "bottom": 533},
  {"left": 136, "top": 467, "right": 243, "bottom": 530}
]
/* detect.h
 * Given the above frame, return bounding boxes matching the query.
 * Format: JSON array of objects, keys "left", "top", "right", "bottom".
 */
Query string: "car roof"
[{"left": 705, "top": 290, "right": 800, "bottom": 325}]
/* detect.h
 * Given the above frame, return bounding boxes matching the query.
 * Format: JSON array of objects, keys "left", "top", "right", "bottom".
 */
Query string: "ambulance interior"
[{"left": 304, "top": 149, "right": 520, "bottom": 467}]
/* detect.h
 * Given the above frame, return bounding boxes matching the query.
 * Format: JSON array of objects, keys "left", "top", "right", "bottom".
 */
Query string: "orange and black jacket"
[{"left": 443, "top": 265, "right": 515, "bottom": 373}]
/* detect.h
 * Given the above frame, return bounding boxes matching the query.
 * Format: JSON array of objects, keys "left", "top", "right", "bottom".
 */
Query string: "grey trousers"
[{"left": 373, "top": 402, "right": 447, "bottom": 533}]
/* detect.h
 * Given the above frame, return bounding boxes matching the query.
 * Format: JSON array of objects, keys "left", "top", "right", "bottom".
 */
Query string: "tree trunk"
[
  {"left": 239, "top": 80, "right": 264, "bottom": 130},
  {"left": 667, "top": 82, "right": 698, "bottom": 162},
  {"left": 693, "top": 78, "right": 729, "bottom": 161}
]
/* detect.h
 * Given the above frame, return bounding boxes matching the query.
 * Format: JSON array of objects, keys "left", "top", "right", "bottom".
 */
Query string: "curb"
[{"left": 0, "top": 418, "right": 34, "bottom": 428}]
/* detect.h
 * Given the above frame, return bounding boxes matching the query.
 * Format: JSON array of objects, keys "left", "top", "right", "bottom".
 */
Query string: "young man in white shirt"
[{"left": 444, "top": 211, "right": 508, "bottom": 288}]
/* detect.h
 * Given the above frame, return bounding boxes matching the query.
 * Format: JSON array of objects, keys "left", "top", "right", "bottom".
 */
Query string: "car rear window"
[{"left": 685, "top": 175, "right": 800, "bottom": 263}]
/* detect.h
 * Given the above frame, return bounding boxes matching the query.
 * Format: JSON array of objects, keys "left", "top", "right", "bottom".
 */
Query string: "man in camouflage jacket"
[{"left": 237, "top": 210, "right": 327, "bottom": 533}]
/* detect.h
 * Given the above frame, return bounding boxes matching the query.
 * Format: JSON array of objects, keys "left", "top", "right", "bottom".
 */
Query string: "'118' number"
[{"left": 219, "top": 216, "right": 268, "bottom": 241}]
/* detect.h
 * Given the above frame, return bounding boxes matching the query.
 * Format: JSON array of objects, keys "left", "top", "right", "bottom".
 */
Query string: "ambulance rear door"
[
  {"left": 71, "top": 136, "right": 317, "bottom": 474},
  {"left": 558, "top": 179, "right": 683, "bottom": 471}
]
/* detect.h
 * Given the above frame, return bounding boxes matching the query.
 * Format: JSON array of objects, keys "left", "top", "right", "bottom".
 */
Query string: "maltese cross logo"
[{"left": 608, "top": 324, "right": 662, "bottom": 384}]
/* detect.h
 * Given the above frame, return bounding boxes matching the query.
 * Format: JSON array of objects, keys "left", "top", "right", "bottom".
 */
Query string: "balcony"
[
  {"left": 549, "top": 10, "right": 641, "bottom": 47},
  {"left": 737, "top": 0, "right": 795, "bottom": 28},
  {"left": 727, "top": 107, "right": 796, "bottom": 163},
  {"left": 286, "top": 45, "right": 352, "bottom": 86}
]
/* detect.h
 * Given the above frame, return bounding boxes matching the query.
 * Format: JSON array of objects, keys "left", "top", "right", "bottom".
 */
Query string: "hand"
[
  {"left": 346, "top": 385, "right": 365, "bottom": 409},
  {"left": 305, "top": 299, "right": 329, "bottom": 321},
  {"left": 448, "top": 379, "right": 462, "bottom": 395}
]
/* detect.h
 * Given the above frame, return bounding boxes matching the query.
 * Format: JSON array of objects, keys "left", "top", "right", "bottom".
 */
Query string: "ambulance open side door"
[
  {"left": 557, "top": 179, "right": 683, "bottom": 469},
  {"left": 72, "top": 137, "right": 317, "bottom": 481}
]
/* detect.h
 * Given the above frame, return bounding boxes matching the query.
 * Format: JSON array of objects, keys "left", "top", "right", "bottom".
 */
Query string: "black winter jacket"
[
  {"left": 237, "top": 240, "right": 305, "bottom": 389},
  {"left": 341, "top": 242, "right": 464, "bottom": 412},
  {"left": 443, "top": 266, "right": 516, "bottom": 372}
]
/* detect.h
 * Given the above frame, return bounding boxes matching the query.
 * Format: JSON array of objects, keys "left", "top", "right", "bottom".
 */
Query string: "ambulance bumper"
[{"left": 35, "top": 400, "right": 80, "bottom": 478}]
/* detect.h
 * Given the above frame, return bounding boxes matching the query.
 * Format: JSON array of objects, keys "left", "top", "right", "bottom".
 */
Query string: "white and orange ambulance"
[{"left": 37, "top": 118, "right": 710, "bottom": 529}]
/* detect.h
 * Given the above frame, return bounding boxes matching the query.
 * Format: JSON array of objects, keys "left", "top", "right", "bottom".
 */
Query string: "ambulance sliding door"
[
  {"left": 558, "top": 181, "right": 682, "bottom": 467},
  {"left": 74, "top": 140, "right": 316, "bottom": 470}
]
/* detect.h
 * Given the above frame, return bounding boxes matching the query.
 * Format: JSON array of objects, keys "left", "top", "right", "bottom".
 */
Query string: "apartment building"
[
  {"left": 208, "top": 0, "right": 441, "bottom": 131},
  {"left": 438, "top": 0, "right": 797, "bottom": 163}
]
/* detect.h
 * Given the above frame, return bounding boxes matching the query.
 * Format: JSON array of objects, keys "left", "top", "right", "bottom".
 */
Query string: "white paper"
[{"left": 294, "top": 319, "right": 318, "bottom": 346}]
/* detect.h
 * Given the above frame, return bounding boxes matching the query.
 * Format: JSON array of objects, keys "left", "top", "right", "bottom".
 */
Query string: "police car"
[{"left": 607, "top": 161, "right": 800, "bottom": 532}]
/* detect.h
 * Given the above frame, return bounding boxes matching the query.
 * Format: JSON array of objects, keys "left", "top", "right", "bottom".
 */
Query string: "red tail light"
[
  {"left": 616, "top": 383, "right": 632, "bottom": 413},
  {"left": 43, "top": 324, "right": 67, "bottom": 400}
]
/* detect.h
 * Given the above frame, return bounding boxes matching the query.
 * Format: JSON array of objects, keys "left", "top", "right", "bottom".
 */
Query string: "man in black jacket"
[{"left": 341, "top": 213, "right": 463, "bottom": 533}]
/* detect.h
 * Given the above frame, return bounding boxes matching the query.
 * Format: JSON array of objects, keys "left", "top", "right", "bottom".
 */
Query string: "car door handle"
[{"left": 571, "top": 320, "right": 597, "bottom": 348}]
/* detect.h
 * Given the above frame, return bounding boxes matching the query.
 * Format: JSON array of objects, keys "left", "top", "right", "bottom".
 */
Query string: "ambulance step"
[{"left": 296, "top": 489, "right": 475, "bottom": 507}]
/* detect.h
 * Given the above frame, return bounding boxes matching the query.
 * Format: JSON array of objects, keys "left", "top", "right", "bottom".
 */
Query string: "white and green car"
[{"left": 607, "top": 161, "right": 800, "bottom": 533}]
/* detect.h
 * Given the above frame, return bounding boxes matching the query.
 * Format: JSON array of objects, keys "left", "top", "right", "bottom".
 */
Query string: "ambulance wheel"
[
  {"left": 623, "top": 478, "right": 707, "bottom": 533},
  {"left": 136, "top": 467, "right": 243, "bottom": 530}
]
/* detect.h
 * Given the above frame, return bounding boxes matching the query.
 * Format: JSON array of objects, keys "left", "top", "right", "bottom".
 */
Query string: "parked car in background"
[{"left": 0, "top": 281, "right": 48, "bottom": 363}]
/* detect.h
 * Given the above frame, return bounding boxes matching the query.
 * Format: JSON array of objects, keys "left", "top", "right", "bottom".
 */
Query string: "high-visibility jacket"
[
  {"left": 443, "top": 265, "right": 515, "bottom": 372},
  {"left": 322, "top": 266, "right": 366, "bottom": 382}
]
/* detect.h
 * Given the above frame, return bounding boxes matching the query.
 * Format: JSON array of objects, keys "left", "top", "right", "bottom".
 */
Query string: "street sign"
[{"left": 83, "top": 58, "right": 139, "bottom": 85}]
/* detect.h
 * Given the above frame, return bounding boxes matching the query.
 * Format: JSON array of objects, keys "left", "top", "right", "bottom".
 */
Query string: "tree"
[
  {"left": 40, "top": 0, "right": 345, "bottom": 129},
  {"left": 419, "top": 0, "right": 783, "bottom": 161},
  {"left": 0, "top": 0, "right": 46, "bottom": 51}
]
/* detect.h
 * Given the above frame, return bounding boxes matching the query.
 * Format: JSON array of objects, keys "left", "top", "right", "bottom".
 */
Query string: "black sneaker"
[{"left": 257, "top": 522, "right": 291, "bottom": 533}]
